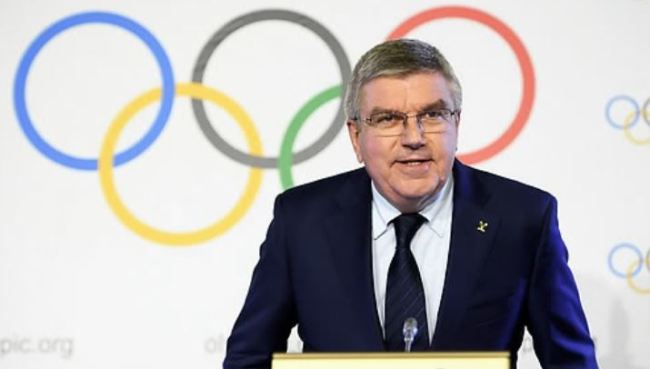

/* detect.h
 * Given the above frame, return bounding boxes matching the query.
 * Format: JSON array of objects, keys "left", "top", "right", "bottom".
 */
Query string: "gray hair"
[{"left": 344, "top": 39, "right": 462, "bottom": 120}]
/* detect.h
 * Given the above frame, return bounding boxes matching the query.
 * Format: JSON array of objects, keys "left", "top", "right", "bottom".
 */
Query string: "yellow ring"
[
  {"left": 626, "top": 259, "right": 650, "bottom": 295},
  {"left": 623, "top": 109, "right": 650, "bottom": 145},
  {"left": 99, "top": 82, "right": 263, "bottom": 246}
]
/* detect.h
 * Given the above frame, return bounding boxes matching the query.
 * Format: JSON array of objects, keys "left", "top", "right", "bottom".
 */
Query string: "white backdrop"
[{"left": 1, "top": 1, "right": 649, "bottom": 368}]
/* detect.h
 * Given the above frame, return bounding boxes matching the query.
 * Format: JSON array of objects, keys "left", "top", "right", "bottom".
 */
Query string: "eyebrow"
[
  {"left": 366, "top": 99, "right": 452, "bottom": 116},
  {"left": 417, "top": 100, "right": 452, "bottom": 111}
]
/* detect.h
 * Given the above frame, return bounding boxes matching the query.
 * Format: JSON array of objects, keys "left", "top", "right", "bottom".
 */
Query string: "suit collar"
[{"left": 370, "top": 176, "right": 454, "bottom": 239}]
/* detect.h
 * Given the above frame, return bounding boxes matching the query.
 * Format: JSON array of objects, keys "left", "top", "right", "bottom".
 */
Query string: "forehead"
[{"left": 359, "top": 72, "right": 454, "bottom": 113}]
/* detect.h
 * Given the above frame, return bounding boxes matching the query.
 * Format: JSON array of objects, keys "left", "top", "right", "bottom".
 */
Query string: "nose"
[{"left": 400, "top": 117, "right": 425, "bottom": 148}]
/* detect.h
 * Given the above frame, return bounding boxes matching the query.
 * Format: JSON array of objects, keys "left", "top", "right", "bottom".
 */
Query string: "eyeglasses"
[{"left": 355, "top": 108, "right": 459, "bottom": 136}]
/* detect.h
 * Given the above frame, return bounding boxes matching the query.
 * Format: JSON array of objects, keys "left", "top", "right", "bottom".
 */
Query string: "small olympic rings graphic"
[
  {"left": 605, "top": 95, "right": 650, "bottom": 145},
  {"left": 13, "top": 7, "right": 535, "bottom": 245},
  {"left": 608, "top": 243, "right": 650, "bottom": 295}
]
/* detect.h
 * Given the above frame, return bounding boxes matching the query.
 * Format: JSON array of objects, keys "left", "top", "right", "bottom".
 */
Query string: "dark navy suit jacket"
[{"left": 223, "top": 161, "right": 598, "bottom": 369}]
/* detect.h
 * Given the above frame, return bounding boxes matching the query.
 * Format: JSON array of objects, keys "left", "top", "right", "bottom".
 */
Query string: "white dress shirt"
[{"left": 371, "top": 177, "right": 454, "bottom": 343}]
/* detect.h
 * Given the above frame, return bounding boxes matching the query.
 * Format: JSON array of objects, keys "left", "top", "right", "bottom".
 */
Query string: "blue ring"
[
  {"left": 13, "top": 11, "right": 175, "bottom": 170},
  {"left": 608, "top": 243, "right": 643, "bottom": 278},
  {"left": 605, "top": 95, "right": 639, "bottom": 130}
]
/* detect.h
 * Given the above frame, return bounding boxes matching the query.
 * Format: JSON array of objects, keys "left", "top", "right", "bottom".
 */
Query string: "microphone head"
[{"left": 402, "top": 317, "right": 418, "bottom": 340}]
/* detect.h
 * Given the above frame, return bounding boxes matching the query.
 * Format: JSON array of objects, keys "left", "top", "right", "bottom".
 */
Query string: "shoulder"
[
  {"left": 455, "top": 161, "right": 556, "bottom": 213},
  {"left": 275, "top": 167, "right": 370, "bottom": 212}
]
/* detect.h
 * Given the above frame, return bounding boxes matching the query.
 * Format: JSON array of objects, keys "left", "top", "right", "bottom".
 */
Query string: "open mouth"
[
  {"left": 396, "top": 158, "right": 431, "bottom": 166},
  {"left": 401, "top": 160, "right": 428, "bottom": 166},
  {"left": 395, "top": 159, "right": 432, "bottom": 174}
]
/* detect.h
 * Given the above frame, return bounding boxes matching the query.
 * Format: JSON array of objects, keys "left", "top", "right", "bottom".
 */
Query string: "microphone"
[{"left": 402, "top": 317, "right": 418, "bottom": 352}]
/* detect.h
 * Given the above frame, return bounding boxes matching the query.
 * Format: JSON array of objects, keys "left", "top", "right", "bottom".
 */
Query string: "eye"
[
  {"left": 423, "top": 110, "right": 443, "bottom": 119},
  {"left": 373, "top": 112, "right": 400, "bottom": 124}
]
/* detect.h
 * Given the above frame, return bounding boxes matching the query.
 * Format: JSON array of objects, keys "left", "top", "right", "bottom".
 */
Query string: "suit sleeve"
[
  {"left": 526, "top": 196, "right": 599, "bottom": 369},
  {"left": 223, "top": 195, "right": 297, "bottom": 369}
]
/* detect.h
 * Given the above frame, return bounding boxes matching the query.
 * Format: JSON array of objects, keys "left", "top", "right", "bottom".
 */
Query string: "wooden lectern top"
[{"left": 273, "top": 351, "right": 510, "bottom": 369}]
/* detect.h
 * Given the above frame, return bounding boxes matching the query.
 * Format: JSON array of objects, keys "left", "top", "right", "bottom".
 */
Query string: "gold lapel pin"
[{"left": 477, "top": 220, "right": 488, "bottom": 233}]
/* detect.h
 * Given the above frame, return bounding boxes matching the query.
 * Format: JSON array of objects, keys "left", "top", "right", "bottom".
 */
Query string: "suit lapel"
[
  {"left": 324, "top": 169, "right": 385, "bottom": 349},
  {"left": 431, "top": 161, "right": 500, "bottom": 348}
]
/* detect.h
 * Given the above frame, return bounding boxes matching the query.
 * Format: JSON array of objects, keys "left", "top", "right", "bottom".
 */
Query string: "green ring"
[{"left": 279, "top": 85, "right": 342, "bottom": 189}]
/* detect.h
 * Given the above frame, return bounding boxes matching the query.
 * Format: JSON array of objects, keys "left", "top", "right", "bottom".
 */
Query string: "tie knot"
[{"left": 392, "top": 213, "right": 426, "bottom": 249}]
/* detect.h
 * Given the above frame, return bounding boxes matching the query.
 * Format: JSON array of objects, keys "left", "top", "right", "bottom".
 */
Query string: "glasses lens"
[
  {"left": 420, "top": 110, "right": 453, "bottom": 133},
  {"left": 369, "top": 112, "right": 404, "bottom": 135}
]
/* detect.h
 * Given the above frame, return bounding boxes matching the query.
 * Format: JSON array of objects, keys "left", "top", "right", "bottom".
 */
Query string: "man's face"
[{"left": 347, "top": 71, "right": 459, "bottom": 212}]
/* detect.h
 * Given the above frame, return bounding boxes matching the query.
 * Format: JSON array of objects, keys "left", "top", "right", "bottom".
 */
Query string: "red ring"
[{"left": 388, "top": 6, "right": 535, "bottom": 164}]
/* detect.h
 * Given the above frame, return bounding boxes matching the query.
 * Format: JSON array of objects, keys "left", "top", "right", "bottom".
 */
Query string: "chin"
[
  {"left": 406, "top": 176, "right": 441, "bottom": 193},
  {"left": 395, "top": 183, "right": 440, "bottom": 204}
]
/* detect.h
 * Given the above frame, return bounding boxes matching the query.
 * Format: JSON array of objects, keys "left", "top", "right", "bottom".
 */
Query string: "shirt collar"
[{"left": 371, "top": 176, "right": 454, "bottom": 240}]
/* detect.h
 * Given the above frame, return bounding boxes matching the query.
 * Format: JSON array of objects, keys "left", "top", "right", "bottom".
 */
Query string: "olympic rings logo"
[
  {"left": 605, "top": 95, "right": 650, "bottom": 145},
  {"left": 13, "top": 7, "right": 535, "bottom": 246},
  {"left": 608, "top": 243, "right": 650, "bottom": 295}
]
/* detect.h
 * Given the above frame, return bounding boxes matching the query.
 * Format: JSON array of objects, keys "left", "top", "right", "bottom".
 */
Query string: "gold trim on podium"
[{"left": 273, "top": 351, "right": 509, "bottom": 369}]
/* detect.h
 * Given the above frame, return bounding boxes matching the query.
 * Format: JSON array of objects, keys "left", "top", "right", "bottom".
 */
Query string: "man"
[{"left": 223, "top": 39, "right": 598, "bottom": 369}]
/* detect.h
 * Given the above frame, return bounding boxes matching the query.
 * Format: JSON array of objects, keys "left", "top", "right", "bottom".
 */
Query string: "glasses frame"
[{"left": 354, "top": 108, "right": 460, "bottom": 136}]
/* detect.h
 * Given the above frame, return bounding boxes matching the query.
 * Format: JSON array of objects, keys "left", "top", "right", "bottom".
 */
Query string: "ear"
[
  {"left": 346, "top": 120, "right": 364, "bottom": 163},
  {"left": 453, "top": 111, "right": 461, "bottom": 152}
]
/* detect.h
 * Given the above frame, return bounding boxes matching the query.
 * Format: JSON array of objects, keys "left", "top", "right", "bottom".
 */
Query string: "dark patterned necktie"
[{"left": 385, "top": 213, "right": 429, "bottom": 351}]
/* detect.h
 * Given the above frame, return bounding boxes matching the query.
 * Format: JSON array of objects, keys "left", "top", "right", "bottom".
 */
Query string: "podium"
[{"left": 272, "top": 352, "right": 510, "bottom": 369}]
